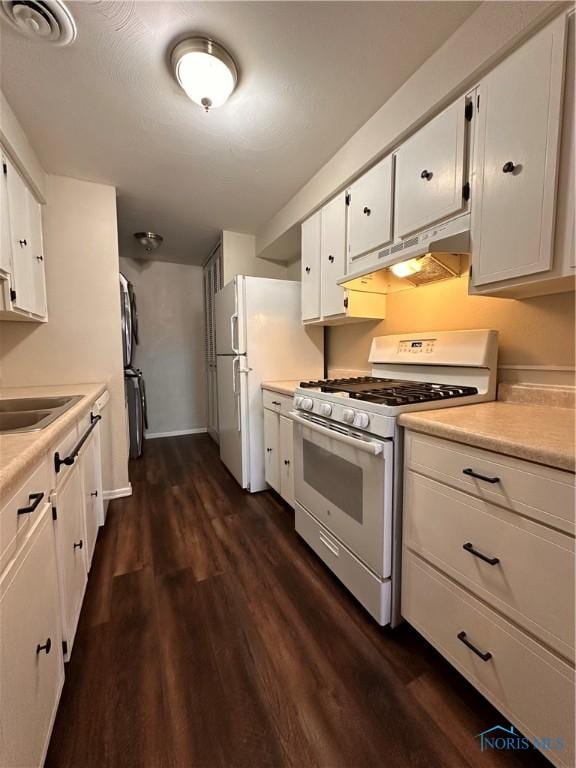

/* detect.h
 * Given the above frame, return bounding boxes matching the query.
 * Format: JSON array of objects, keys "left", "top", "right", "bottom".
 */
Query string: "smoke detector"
[{"left": 0, "top": 0, "right": 77, "bottom": 46}]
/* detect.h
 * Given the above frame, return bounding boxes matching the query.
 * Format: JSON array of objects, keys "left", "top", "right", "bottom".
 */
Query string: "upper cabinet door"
[
  {"left": 470, "top": 15, "right": 567, "bottom": 287},
  {"left": 301, "top": 210, "right": 321, "bottom": 322},
  {"left": 0, "top": 159, "right": 13, "bottom": 275},
  {"left": 321, "top": 192, "right": 346, "bottom": 318},
  {"left": 27, "top": 193, "right": 47, "bottom": 317},
  {"left": 5, "top": 157, "right": 35, "bottom": 313},
  {"left": 395, "top": 97, "right": 467, "bottom": 238},
  {"left": 347, "top": 155, "right": 393, "bottom": 262}
]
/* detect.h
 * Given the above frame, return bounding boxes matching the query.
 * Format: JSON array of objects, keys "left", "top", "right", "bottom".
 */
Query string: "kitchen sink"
[{"left": 0, "top": 395, "right": 82, "bottom": 434}]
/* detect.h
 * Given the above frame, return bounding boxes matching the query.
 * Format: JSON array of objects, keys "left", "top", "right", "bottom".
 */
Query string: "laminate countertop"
[
  {"left": 261, "top": 380, "right": 301, "bottom": 397},
  {"left": 398, "top": 401, "right": 575, "bottom": 473},
  {"left": 0, "top": 382, "right": 106, "bottom": 501}
]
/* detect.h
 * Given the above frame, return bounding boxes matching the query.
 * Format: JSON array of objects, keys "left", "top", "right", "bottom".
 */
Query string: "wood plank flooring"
[{"left": 46, "top": 435, "right": 549, "bottom": 768}]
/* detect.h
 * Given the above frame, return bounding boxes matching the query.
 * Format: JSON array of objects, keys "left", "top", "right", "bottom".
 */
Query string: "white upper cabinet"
[
  {"left": 1, "top": 154, "right": 48, "bottom": 320},
  {"left": 395, "top": 96, "right": 468, "bottom": 238},
  {"left": 301, "top": 209, "right": 322, "bottom": 322},
  {"left": 321, "top": 192, "right": 346, "bottom": 318},
  {"left": 470, "top": 15, "right": 567, "bottom": 288},
  {"left": 347, "top": 155, "right": 393, "bottom": 266}
]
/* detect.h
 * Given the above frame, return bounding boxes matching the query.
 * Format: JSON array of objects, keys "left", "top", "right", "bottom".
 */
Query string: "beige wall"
[
  {"left": 222, "top": 231, "right": 289, "bottom": 284},
  {"left": 0, "top": 175, "right": 129, "bottom": 493},
  {"left": 119, "top": 257, "right": 207, "bottom": 437},
  {"left": 286, "top": 259, "right": 301, "bottom": 281},
  {"left": 328, "top": 277, "right": 575, "bottom": 385}
]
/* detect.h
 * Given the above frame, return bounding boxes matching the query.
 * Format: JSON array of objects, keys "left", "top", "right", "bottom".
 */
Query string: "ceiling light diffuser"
[
  {"left": 134, "top": 232, "right": 163, "bottom": 253},
  {"left": 171, "top": 37, "right": 238, "bottom": 112}
]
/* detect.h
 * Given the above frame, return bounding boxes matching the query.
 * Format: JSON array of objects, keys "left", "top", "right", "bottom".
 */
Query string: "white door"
[
  {"left": 215, "top": 277, "right": 245, "bottom": 355},
  {"left": 81, "top": 426, "right": 103, "bottom": 570},
  {"left": 5, "top": 155, "right": 34, "bottom": 313},
  {"left": 301, "top": 210, "right": 321, "bottom": 322},
  {"left": 263, "top": 408, "right": 280, "bottom": 493},
  {"left": 471, "top": 16, "right": 567, "bottom": 287},
  {"left": 279, "top": 415, "right": 294, "bottom": 506},
  {"left": 292, "top": 414, "right": 393, "bottom": 577},
  {"left": 0, "top": 507, "right": 64, "bottom": 768},
  {"left": 53, "top": 463, "right": 87, "bottom": 657},
  {"left": 347, "top": 155, "right": 394, "bottom": 262},
  {"left": 321, "top": 192, "right": 347, "bottom": 318},
  {"left": 27, "top": 192, "right": 47, "bottom": 317},
  {"left": 395, "top": 96, "right": 467, "bottom": 238},
  {"left": 217, "top": 355, "right": 249, "bottom": 488}
]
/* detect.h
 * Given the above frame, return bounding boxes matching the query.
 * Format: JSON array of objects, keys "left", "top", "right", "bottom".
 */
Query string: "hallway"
[{"left": 46, "top": 435, "right": 547, "bottom": 768}]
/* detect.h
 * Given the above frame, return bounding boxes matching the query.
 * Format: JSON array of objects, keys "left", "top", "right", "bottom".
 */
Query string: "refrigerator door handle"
[
  {"left": 232, "top": 356, "right": 240, "bottom": 395},
  {"left": 231, "top": 313, "right": 239, "bottom": 354}
]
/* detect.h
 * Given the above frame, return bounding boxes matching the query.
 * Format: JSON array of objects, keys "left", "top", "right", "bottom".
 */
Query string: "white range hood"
[{"left": 338, "top": 213, "right": 470, "bottom": 294}]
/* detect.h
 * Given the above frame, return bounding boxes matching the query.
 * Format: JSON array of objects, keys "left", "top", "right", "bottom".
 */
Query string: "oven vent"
[
  {"left": 0, "top": 0, "right": 77, "bottom": 46},
  {"left": 404, "top": 254, "right": 461, "bottom": 286}
]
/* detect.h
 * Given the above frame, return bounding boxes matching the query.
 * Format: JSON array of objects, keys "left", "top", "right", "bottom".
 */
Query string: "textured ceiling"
[{"left": 0, "top": 1, "right": 479, "bottom": 265}]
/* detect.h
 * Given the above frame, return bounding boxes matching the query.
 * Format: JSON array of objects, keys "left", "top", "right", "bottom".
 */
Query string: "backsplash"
[{"left": 328, "top": 275, "right": 575, "bottom": 386}]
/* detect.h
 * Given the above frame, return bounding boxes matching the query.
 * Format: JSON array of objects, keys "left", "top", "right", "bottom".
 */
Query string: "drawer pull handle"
[
  {"left": 457, "top": 631, "right": 492, "bottom": 662},
  {"left": 36, "top": 638, "right": 52, "bottom": 655},
  {"left": 272, "top": 401, "right": 281, "bottom": 406},
  {"left": 73, "top": 540, "right": 83, "bottom": 551},
  {"left": 17, "top": 491, "right": 45, "bottom": 516},
  {"left": 463, "top": 542, "right": 500, "bottom": 566},
  {"left": 462, "top": 468, "right": 500, "bottom": 484}
]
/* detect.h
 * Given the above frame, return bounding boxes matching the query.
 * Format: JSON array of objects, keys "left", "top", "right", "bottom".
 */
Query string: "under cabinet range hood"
[{"left": 339, "top": 213, "right": 470, "bottom": 294}]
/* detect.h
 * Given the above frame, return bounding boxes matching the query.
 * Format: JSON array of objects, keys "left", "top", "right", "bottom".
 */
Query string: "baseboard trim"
[
  {"left": 103, "top": 485, "right": 132, "bottom": 501},
  {"left": 145, "top": 427, "right": 208, "bottom": 439}
]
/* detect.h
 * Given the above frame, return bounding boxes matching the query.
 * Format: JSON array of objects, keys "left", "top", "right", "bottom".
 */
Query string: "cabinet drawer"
[
  {"left": 404, "top": 472, "right": 575, "bottom": 659},
  {"left": 405, "top": 431, "right": 575, "bottom": 534},
  {"left": 0, "top": 506, "right": 64, "bottom": 768},
  {"left": 262, "top": 390, "right": 293, "bottom": 415},
  {"left": 0, "top": 457, "right": 50, "bottom": 574},
  {"left": 402, "top": 551, "right": 574, "bottom": 768},
  {"left": 295, "top": 503, "right": 390, "bottom": 625}
]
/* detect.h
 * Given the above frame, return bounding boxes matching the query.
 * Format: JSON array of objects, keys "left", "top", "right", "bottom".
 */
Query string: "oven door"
[{"left": 292, "top": 412, "right": 393, "bottom": 577}]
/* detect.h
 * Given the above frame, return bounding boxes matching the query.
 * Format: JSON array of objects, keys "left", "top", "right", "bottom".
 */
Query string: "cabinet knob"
[
  {"left": 363, "top": 206, "right": 371, "bottom": 216},
  {"left": 266, "top": 447, "right": 272, "bottom": 453},
  {"left": 36, "top": 255, "right": 43, "bottom": 261},
  {"left": 502, "top": 161, "right": 516, "bottom": 174},
  {"left": 420, "top": 170, "right": 433, "bottom": 181},
  {"left": 19, "top": 239, "right": 27, "bottom": 247},
  {"left": 284, "top": 459, "right": 290, "bottom": 466},
  {"left": 36, "top": 638, "right": 52, "bottom": 655},
  {"left": 305, "top": 266, "right": 311, "bottom": 274},
  {"left": 90, "top": 490, "right": 98, "bottom": 497},
  {"left": 328, "top": 255, "right": 334, "bottom": 263},
  {"left": 73, "top": 540, "right": 83, "bottom": 550}
]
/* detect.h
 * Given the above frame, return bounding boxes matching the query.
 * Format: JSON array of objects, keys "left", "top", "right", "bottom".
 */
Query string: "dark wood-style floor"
[{"left": 46, "top": 435, "right": 548, "bottom": 768}]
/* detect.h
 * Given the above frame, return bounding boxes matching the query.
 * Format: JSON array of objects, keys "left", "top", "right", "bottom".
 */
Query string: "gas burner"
[{"left": 299, "top": 376, "right": 477, "bottom": 405}]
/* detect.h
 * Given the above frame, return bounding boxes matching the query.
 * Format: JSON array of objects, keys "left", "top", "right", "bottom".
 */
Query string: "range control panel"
[{"left": 397, "top": 338, "right": 436, "bottom": 355}]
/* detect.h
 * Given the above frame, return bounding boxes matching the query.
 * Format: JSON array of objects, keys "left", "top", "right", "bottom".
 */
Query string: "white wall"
[
  {"left": 1, "top": 174, "right": 129, "bottom": 493},
  {"left": 256, "top": 1, "right": 564, "bottom": 258},
  {"left": 119, "top": 257, "right": 207, "bottom": 438},
  {"left": 222, "top": 231, "right": 289, "bottom": 284}
]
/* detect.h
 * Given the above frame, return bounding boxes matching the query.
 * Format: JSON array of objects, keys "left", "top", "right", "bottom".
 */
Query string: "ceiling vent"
[{"left": 0, "top": 0, "right": 77, "bottom": 46}]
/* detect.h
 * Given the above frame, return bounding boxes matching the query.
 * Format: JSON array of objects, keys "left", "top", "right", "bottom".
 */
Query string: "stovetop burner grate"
[{"left": 299, "top": 376, "right": 478, "bottom": 406}]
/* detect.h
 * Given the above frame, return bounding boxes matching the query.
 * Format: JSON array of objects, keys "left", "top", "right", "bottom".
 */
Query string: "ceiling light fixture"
[
  {"left": 171, "top": 37, "right": 238, "bottom": 112},
  {"left": 134, "top": 232, "right": 163, "bottom": 253}
]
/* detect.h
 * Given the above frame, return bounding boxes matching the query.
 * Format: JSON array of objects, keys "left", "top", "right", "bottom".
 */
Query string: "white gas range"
[{"left": 290, "top": 329, "right": 498, "bottom": 627}]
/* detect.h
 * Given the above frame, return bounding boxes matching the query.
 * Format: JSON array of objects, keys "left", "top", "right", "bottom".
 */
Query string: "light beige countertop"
[
  {"left": 261, "top": 380, "right": 301, "bottom": 397},
  {"left": 0, "top": 382, "right": 106, "bottom": 501},
  {"left": 399, "top": 400, "right": 575, "bottom": 473}
]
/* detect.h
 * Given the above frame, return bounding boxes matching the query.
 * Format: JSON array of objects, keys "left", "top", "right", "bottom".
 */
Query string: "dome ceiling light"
[
  {"left": 171, "top": 37, "right": 238, "bottom": 112},
  {"left": 134, "top": 232, "right": 164, "bottom": 253}
]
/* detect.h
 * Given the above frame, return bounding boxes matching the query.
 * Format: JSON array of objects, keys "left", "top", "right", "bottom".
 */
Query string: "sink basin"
[{"left": 0, "top": 395, "right": 82, "bottom": 434}]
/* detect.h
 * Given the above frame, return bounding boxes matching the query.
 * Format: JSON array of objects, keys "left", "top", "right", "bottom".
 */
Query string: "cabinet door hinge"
[
  {"left": 62, "top": 640, "right": 68, "bottom": 656},
  {"left": 465, "top": 101, "right": 473, "bottom": 121},
  {"left": 2, "top": 162, "right": 6, "bottom": 175},
  {"left": 343, "top": 296, "right": 349, "bottom": 309},
  {"left": 462, "top": 182, "right": 471, "bottom": 202},
  {"left": 476, "top": 94, "right": 480, "bottom": 111},
  {"left": 52, "top": 505, "right": 58, "bottom": 521},
  {"left": 9, "top": 288, "right": 16, "bottom": 302},
  {"left": 345, "top": 192, "right": 351, "bottom": 206}
]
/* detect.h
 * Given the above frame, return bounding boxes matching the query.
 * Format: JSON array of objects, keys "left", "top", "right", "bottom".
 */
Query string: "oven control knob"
[
  {"left": 294, "top": 396, "right": 302, "bottom": 409},
  {"left": 320, "top": 403, "right": 332, "bottom": 417},
  {"left": 354, "top": 412, "right": 370, "bottom": 429},
  {"left": 301, "top": 397, "right": 314, "bottom": 411},
  {"left": 342, "top": 408, "right": 355, "bottom": 424}
]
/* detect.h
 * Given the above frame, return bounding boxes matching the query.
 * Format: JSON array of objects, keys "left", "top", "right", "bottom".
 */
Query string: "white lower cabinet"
[
  {"left": 263, "top": 391, "right": 295, "bottom": 506},
  {"left": 0, "top": 505, "right": 64, "bottom": 768},
  {"left": 52, "top": 460, "right": 88, "bottom": 660},
  {"left": 402, "top": 430, "right": 575, "bottom": 768},
  {"left": 81, "top": 423, "right": 104, "bottom": 571}
]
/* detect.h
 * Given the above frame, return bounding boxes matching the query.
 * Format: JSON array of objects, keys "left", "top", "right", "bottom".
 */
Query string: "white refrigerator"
[{"left": 216, "top": 276, "right": 323, "bottom": 492}]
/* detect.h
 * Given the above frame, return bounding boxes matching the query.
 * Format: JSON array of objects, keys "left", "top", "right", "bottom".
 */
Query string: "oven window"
[{"left": 303, "top": 439, "right": 363, "bottom": 523}]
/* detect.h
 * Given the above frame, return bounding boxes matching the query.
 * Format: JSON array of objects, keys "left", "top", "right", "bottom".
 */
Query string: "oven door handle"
[{"left": 289, "top": 412, "right": 384, "bottom": 456}]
